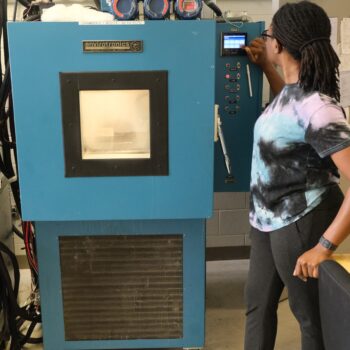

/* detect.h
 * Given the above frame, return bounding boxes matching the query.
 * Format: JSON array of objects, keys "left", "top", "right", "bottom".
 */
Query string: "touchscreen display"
[
  {"left": 223, "top": 34, "right": 246, "bottom": 49},
  {"left": 221, "top": 32, "right": 247, "bottom": 56}
]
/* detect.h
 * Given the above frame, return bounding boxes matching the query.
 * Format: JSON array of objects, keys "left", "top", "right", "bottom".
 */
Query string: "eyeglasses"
[{"left": 261, "top": 30, "right": 274, "bottom": 41}]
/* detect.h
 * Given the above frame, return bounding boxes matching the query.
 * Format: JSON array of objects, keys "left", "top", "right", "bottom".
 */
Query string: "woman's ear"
[
  {"left": 271, "top": 41, "right": 279, "bottom": 55},
  {"left": 276, "top": 41, "right": 283, "bottom": 54}
]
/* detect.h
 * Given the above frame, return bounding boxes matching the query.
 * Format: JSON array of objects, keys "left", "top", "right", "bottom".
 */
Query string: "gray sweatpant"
[{"left": 244, "top": 185, "right": 344, "bottom": 350}]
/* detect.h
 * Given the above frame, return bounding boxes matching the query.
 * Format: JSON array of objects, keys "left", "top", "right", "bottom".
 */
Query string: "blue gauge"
[
  {"left": 144, "top": 0, "right": 170, "bottom": 19},
  {"left": 112, "top": 0, "right": 139, "bottom": 20},
  {"left": 174, "top": 0, "right": 202, "bottom": 19}
]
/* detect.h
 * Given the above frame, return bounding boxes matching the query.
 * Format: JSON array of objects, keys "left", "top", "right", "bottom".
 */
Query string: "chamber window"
[
  {"left": 79, "top": 90, "right": 151, "bottom": 160},
  {"left": 60, "top": 71, "right": 168, "bottom": 177}
]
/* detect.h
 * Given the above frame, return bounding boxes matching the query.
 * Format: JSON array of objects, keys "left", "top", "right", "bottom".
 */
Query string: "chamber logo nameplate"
[{"left": 83, "top": 40, "right": 143, "bottom": 53}]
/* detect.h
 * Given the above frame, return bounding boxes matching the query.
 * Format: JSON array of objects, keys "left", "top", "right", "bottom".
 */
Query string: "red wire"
[
  {"left": 24, "top": 222, "right": 31, "bottom": 267},
  {"left": 23, "top": 221, "right": 38, "bottom": 273},
  {"left": 29, "top": 224, "right": 38, "bottom": 271},
  {"left": 29, "top": 222, "right": 38, "bottom": 272}
]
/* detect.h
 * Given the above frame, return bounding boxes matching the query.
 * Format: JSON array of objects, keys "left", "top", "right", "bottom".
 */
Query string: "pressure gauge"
[
  {"left": 174, "top": 0, "right": 202, "bottom": 19},
  {"left": 112, "top": 0, "right": 139, "bottom": 20},
  {"left": 144, "top": 0, "right": 170, "bottom": 19}
]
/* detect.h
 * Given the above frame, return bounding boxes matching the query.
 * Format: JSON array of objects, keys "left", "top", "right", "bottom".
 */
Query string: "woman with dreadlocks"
[{"left": 243, "top": 1, "right": 350, "bottom": 349}]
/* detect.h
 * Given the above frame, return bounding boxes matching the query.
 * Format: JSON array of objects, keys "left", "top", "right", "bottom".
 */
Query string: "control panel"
[
  {"left": 215, "top": 21, "right": 264, "bottom": 192},
  {"left": 223, "top": 61, "right": 242, "bottom": 116}
]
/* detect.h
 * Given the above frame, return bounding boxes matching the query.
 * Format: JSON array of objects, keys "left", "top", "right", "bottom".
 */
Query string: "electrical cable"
[
  {"left": 23, "top": 222, "right": 38, "bottom": 273},
  {"left": 0, "top": 2, "right": 42, "bottom": 348},
  {"left": 0, "top": 2, "right": 3, "bottom": 82},
  {"left": 0, "top": 64, "right": 11, "bottom": 121},
  {"left": 1, "top": 120, "right": 15, "bottom": 179},
  {"left": 12, "top": 0, "right": 18, "bottom": 21},
  {"left": 2, "top": 0, "right": 9, "bottom": 67},
  {"left": 222, "top": 13, "right": 244, "bottom": 29},
  {"left": 12, "top": 225, "right": 24, "bottom": 240},
  {"left": 0, "top": 3, "right": 22, "bottom": 213},
  {"left": 202, "top": 0, "right": 222, "bottom": 17},
  {"left": 0, "top": 243, "right": 42, "bottom": 349},
  {"left": 17, "top": 0, "right": 31, "bottom": 8},
  {"left": 94, "top": 0, "right": 101, "bottom": 10}
]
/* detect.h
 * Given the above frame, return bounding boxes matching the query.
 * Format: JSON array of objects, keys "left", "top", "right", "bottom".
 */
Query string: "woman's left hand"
[{"left": 293, "top": 243, "right": 333, "bottom": 281}]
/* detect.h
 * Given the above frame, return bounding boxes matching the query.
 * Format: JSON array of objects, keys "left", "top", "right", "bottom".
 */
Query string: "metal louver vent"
[{"left": 59, "top": 235, "right": 183, "bottom": 341}]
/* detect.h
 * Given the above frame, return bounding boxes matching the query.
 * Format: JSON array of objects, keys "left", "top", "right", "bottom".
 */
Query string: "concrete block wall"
[{"left": 206, "top": 193, "right": 251, "bottom": 247}]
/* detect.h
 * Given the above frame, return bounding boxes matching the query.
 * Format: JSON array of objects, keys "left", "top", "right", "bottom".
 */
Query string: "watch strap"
[{"left": 319, "top": 235, "right": 338, "bottom": 251}]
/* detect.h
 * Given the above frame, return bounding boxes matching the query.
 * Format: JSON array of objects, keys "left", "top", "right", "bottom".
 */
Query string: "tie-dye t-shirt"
[{"left": 250, "top": 83, "right": 350, "bottom": 232}]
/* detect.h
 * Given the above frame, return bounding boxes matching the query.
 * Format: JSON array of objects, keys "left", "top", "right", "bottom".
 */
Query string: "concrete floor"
[
  {"left": 205, "top": 260, "right": 299, "bottom": 350},
  {"left": 15, "top": 260, "right": 300, "bottom": 350}
]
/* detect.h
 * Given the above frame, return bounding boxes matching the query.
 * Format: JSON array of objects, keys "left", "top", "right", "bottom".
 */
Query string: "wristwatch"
[{"left": 319, "top": 235, "right": 338, "bottom": 251}]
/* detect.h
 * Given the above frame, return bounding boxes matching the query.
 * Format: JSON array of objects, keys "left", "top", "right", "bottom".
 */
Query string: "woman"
[{"left": 243, "top": 1, "right": 350, "bottom": 349}]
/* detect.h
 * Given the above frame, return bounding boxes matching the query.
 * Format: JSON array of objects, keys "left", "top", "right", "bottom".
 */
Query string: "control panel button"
[{"left": 236, "top": 62, "right": 241, "bottom": 69}]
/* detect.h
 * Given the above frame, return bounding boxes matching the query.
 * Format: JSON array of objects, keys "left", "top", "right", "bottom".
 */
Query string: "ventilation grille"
[{"left": 59, "top": 235, "right": 183, "bottom": 341}]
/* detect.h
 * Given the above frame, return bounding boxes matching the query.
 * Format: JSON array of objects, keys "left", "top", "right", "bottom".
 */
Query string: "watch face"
[{"left": 320, "top": 236, "right": 336, "bottom": 251}]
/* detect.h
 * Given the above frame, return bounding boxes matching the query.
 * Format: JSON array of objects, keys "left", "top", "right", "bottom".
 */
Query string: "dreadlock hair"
[{"left": 272, "top": 1, "right": 340, "bottom": 101}]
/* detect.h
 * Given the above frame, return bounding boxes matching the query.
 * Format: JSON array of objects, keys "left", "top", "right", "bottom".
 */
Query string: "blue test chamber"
[{"left": 8, "top": 20, "right": 215, "bottom": 350}]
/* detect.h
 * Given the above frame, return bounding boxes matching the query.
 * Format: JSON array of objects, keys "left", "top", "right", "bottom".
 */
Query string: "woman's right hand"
[
  {"left": 244, "top": 38, "right": 268, "bottom": 68},
  {"left": 244, "top": 37, "right": 285, "bottom": 96}
]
